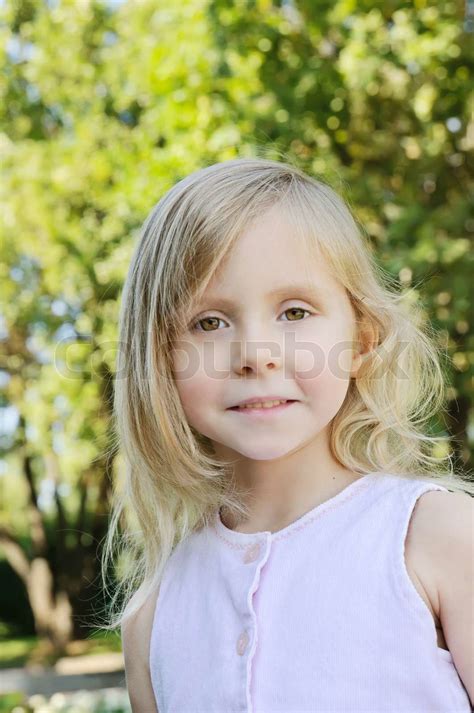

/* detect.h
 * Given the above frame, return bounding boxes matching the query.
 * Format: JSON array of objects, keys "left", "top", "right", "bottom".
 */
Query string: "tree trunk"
[
  {"left": 26, "top": 558, "right": 73, "bottom": 652},
  {"left": 0, "top": 533, "right": 73, "bottom": 657}
]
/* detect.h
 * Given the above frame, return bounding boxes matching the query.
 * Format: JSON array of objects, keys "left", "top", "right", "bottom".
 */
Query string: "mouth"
[{"left": 228, "top": 400, "right": 298, "bottom": 416}]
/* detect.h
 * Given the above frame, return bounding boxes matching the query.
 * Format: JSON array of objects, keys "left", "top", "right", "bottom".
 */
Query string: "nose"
[{"left": 231, "top": 337, "right": 283, "bottom": 376}]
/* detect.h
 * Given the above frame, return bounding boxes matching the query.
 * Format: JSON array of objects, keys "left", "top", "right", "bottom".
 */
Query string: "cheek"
[
  {"left": 172, "top": 346, "right": 222, "bottom": 426},
  {"left": 173, "top": 374, "right": 211, "bottom": 431},
  {"left": 172, "top": 339, "right": 229, "bottom": 379},
  {"left": 293, "top": 328, "right": 355, "bottom": 394}
]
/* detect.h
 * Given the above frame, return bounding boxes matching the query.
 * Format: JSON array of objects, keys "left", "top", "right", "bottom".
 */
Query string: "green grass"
[
  {"left": 0, "top": 636, "right": 38, "bottom": 669},
  {"left": 0, "top": 630, "right": 123, "bottom": 670},
  {"left": 0, "top": 692, "right": 24, "bottom": 713},
  {"left": 0, "top": 627, "right": 127, "bottom": 710},
  {"left": 83, "top": 629, "right": 123, "bottom": 655},
  {"left": 0, "top": 689, "right": 131, "bottom": 712}
]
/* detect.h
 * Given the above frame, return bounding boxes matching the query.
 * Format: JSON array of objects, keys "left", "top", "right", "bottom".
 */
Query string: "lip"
[
  {"left": 228, "top": 400, "right": 298, "bottom": 416},
  {"left": 230, "top": 395, "right": 297, "bottom": 408}
]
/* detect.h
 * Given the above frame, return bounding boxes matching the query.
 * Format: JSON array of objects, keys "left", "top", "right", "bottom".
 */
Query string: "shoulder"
[
  {"left": 404, "top": 488, "right": 473, "bottom": 620},
  {"left": 409, "top": 488, "right": 474, "bottom": 703},
  {"left": 122, "top": 584, "right": 161, "bottom": 713},
  {"left": 412, "top": 488, "right": 473, "bottom": 597},
  {"left": 407, "top": 488, "right": 473, "bottom": 590},
  {"left": 409, "top": 488, "right": 473, "bottom": 558}
]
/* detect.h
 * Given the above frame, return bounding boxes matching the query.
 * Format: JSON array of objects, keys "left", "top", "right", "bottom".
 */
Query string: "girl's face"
[{"left": 171, "top": 205, "right": 362, "bottom": 461}]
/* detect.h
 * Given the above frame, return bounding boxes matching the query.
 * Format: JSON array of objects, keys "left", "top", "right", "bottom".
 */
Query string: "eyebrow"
[{"left": 195, "top": 284, "right": 327, "bottom": 309}]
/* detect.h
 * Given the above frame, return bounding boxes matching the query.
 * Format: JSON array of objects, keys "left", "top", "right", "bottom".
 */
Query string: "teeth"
[{"left": 239, "top": 400, "right": 288, "bottom": 409}]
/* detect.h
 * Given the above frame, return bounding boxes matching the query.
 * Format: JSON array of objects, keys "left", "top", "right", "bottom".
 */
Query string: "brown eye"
[
  {"left": 192, "top": 317, "right": 224, "bottom": 332},
  {"left": 191, "top": 307, "right": 312, "bottom": 332},
  {"left": 282, "top": 308, "right": 310, "bottom": 321}
]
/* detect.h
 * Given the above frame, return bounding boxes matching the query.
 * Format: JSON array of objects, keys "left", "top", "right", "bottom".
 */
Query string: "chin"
[{"left": 228, "top": 440, "right": 299, "bottom": 461}]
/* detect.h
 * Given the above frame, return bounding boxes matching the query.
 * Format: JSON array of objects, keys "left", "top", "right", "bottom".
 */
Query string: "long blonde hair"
[{"left": 98, "top": 157, "right": 473, "bottom": 633}]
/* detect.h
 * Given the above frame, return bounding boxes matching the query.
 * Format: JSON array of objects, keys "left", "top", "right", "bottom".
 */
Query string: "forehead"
[
  {"left": 195, "top": 206, "right": 347, "bottom": 306},
  {"left": 195, "top": 283, "right": 332, "bottom": 311}
]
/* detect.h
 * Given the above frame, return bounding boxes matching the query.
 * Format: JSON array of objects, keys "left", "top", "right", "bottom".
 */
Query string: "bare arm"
[
  {"left": 413, "top": 490, "right": 474, "bottom": 707},
  {"left": 121, "top": 586, "right": 160, "bottom": 713},
  {"left": 435, "top": 492, "right": 474, "bottom": 706}
]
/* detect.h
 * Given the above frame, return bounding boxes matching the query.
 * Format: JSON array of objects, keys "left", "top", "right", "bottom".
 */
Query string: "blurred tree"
[
  {"left": 205, "top": 0, "right": 473, "bottom": 463},
  {"left": 0, "top": 0, "right": 472, "bottom": 654}
]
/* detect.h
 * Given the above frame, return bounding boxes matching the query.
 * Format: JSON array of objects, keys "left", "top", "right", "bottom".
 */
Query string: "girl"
[{"left": 103, "top": 157, "right": 473, "bottom": 711}]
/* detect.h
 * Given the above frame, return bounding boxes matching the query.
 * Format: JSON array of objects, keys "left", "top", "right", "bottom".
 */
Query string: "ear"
[{"left": 350, "top": 319, "right": 379, "bottom": 378}]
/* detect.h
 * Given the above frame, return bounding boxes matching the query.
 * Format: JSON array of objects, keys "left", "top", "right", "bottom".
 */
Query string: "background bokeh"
[{"left": 1, "top": 0, "right": 472, "bottom": 710}]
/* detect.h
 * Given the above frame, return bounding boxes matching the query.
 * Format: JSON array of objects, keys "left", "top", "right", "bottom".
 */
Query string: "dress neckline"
[{"left": 211, "top": 471, "right": 384, "bottom": 547}]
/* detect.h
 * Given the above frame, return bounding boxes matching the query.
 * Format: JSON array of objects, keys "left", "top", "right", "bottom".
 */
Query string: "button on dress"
[{"left": 149, "top": 471, "right": 472, "bottom": 712}]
